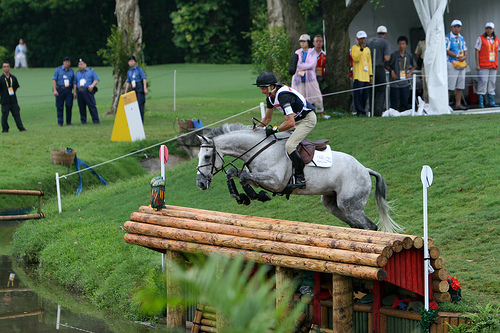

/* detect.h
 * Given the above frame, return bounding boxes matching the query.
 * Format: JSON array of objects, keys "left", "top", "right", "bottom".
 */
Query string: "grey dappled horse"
[{"left": 196, "top": 123, "right": 402, "bottom": 232}]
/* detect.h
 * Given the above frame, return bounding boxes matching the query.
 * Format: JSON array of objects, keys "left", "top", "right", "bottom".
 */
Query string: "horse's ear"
[{"left": 197, "top": 135, "right": 209, "bottom": 144}]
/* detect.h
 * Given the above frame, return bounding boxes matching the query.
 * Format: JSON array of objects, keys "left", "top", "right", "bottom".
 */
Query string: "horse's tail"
[{"left": 368, "top": 169, "right": 404, "bottom": 233}]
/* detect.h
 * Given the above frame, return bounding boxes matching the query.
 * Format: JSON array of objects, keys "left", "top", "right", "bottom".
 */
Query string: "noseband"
[{"left": 196, "top": 142, "right": 224, "bottom": 182}]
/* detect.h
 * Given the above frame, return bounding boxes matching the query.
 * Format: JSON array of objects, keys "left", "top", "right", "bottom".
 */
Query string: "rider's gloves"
[{"left": 265, "top": 126, "right": 279, "bottom": 137}]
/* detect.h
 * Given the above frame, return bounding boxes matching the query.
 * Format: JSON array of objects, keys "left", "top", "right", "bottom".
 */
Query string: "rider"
[{"left": 254, "top": 72, "right": 317, "bottom": 189}]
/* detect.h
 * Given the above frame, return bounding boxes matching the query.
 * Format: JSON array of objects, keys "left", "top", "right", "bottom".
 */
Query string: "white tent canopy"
[{"left": 413, "top": 0, "right": 450, "bottom": 114}]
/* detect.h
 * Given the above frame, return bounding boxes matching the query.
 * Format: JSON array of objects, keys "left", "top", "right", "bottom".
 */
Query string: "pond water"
[{"left": 0, "top": 218, "right": 161, "bottom": 333}]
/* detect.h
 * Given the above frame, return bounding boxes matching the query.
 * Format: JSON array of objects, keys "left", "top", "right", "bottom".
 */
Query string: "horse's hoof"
[
  {"left": 236, "top": 193, "right": 251, "bottom": 205},
  {"left": 257, "top": 191, "right": 272, "bottom": 202}
]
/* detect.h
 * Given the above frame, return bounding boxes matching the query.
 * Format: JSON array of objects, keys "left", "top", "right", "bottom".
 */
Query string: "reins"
[{"left": 197, "top": 129, "right": 280, "bottom": 180}]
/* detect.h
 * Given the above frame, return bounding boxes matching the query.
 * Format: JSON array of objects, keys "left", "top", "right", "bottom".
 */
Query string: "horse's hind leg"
[{"left": 321, "top": 194, "right": 377, "bottom": 230}]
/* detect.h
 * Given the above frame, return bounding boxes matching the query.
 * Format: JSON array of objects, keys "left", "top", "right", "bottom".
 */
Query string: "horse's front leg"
[{"left": 239, "top": 171, "right": 284, "bottom": 193}]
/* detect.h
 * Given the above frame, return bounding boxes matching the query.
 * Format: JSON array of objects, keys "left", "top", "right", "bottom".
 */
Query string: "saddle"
[{"left": 297, "top": 139, "right": 329, "bottom": 164}]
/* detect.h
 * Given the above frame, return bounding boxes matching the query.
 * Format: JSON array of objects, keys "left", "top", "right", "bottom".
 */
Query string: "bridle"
[{"left": 196, "top": 128, "right": 279, "bottom": 182}]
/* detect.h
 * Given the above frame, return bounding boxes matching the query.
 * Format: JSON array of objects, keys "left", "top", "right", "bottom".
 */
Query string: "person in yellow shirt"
[{"left": 351, "top": 31, "right": 373, "bottom": 117}]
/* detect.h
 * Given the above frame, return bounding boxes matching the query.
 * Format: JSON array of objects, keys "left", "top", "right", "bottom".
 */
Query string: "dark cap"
[
  {"left": 63, "top": 56, "right": 71, "bottom": 62},
  {"left": 128, "top": 55, "right": 137, "bottom": 61},
  {"left": 78, "top": 58, "right": 86, "bottom": 64}
]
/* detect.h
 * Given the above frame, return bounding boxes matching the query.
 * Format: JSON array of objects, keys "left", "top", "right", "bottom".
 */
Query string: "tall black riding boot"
[{"left": 289, "top": 150, "right": 306, "bottom": 189}]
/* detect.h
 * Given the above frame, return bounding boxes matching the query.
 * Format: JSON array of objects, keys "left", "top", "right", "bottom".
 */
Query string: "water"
[{"left": 0, "top": 220, "right": 162, "bottom": 333}]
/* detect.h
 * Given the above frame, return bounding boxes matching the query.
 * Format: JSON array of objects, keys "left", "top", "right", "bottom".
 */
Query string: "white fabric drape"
[{"left": 413, "top": 0, "right": 451, "bottom": 114}]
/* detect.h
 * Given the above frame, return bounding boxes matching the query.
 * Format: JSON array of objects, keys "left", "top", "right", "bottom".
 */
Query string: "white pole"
[
  {"left": 420, "top": 165, "right": 433, "bottom": 311},
  {"left": 56, "top": 173, "right": 62, "bottom": 213},
  {"left": 56, "top": 304, "right": 61, "bottom": 330},
  {"left": 160, "top": 145, "right": 166, "bottom": 181},
  {"left": 412, "top": 73, "right": 417, "bottom": 116},
  {"left": 174, "top": 70, "right": 177, "bottom": 111},
  {"left": 160, "top": 145, "right": 166, "bottom": 271},
  {"left": 371, "top": 49, "right": 376, "bottom": 117},
  {"left": 260, "top": 102, "right": 265, "bottom": 119}
]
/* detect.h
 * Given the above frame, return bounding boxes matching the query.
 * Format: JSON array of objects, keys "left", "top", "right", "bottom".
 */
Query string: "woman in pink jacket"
[{"left": 291, "top": 34, "right": 326, "bottom": 118}]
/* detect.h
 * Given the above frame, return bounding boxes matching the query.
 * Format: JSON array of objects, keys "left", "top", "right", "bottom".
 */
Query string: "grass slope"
[{"left": 4, "top": 64, "right": 500, "bottom": 320}]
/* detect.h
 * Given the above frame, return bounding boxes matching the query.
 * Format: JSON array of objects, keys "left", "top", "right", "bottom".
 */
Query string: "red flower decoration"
[
  {"left": 447, "top": 276, "right": 461, "bottom": 291},
  {"left": 430, "top": 301, "right": 438, "bottom": 309}
]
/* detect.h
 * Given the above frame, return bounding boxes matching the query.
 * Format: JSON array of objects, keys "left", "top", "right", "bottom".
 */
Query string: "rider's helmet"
[{"left": 254, "top": 72, "right": 278, "bottom": 87}]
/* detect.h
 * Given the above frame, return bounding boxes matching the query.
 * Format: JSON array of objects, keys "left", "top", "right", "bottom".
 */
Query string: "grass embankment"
[{"left": 4, "top": 64, "right": 500, "bottom": 321}]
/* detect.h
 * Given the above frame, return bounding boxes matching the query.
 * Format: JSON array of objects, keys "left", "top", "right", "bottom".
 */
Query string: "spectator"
[
  {"left": 313, "top": 35, "right": 327, "bottom": 92},
  {"left": 351, "top": 30, "right": 372, "bottom": 117},
  {"left": 52, "top": 56, "right": 75, "bottom": 126},
  {"left": 292, "top": 34, "right": 326, "bottom": 118},
  {"left": 474, "top": 22, "right": 499, "bottom": 108},
  {"left": 415, "top": 39, "right": 428, "bottom": 103},
  {"left": 14, "top": 39, "right": 28, "bottom": 69},
  {"left": 366, "top": 25, "right": 391, "bottom": 116},
  {"left": 446, "top": 19, "right": 468, "bottom": 110},
  {"left": 0, "top": 61, "right": 26, "bottom": 133},
  {"left": 73, "top": 58, "right": 100, "bottom": 124},
  {"left": 125, "top": 55, "right": 148, "bottom": 123},
  {"left": 389, "top": 36, "right": 417, "bottom": 111}
]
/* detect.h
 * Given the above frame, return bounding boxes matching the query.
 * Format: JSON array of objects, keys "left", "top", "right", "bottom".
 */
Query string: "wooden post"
[
  {"left": 331, "top": 273, "right": 353, "bottom": 332},
  {"left": 275, "top": 266, "right": 294, "bottom": 319},
  {"left": 166, "top": 250, "right": 185, "bottom": 329}
]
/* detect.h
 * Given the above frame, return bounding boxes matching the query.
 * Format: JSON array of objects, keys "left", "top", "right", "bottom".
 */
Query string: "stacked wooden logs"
[
  {"left": 191, "top": 304, "right": 217, "bottom": 333},
  {"left": 430, "top": 252, "right": 451, "bottom": 302},
  {"left": 124, "top": 205, "right": 435, "bottom": 282}
]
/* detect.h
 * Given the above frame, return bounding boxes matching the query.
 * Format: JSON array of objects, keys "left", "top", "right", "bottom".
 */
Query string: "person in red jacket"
[{"left": 475, "top": 22, "right": 500, "bottom": 108}]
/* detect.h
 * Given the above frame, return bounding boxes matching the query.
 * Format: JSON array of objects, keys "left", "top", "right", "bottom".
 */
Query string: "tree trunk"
[
  {"left": 281, "top": 0, "right": 306, "bottom": 52},
  {"left": 107, "top": 0, "right": 143, "bottom": 115},
  {"left": 267, "top": 0, "right": 284, "bottom": 28},
  {"left": 322, "top": 0, "right": 368, "bottom": 111}
]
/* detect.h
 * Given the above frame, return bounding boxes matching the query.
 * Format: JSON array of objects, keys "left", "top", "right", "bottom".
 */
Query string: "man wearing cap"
[
  {"left": 292, "top": 34, "right": 326, "bottom": 118},
  {"left": 389, "top": 36, "right": 417, "bottom": 111},
  {"left": 366, "top": 25, "right": 391, "bottom": 116},
  {"left": 52, "top": 56, "right": 74, "bottom": 126},
  {"left": 73, "top": 58, "right": 100, "bottom": 124},
  {"left": 125, "top": 55, "right": 148, "bottom": 123},
  {"left": 475, "top": 22, "right": 499, "bottom": 108},
  {"left": 351, "top": 30, "right": 373, "bottom": 117},
  {"left": 445, "top": 19, "right": 468, "bottom": 110}
]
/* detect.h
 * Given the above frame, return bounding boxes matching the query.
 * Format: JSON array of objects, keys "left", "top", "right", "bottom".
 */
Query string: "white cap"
[
  {"left": 299, "top": 34, "right": 310, "bottom": 41},
  {"left": 356, "top": 30, "right": 367, "bottom": 39},
  {"left": 485, "top": 22, "right": 495, "bottom": 29},
  {"left": 451, "top": 19, "right": 462, "bottom": 27},
  {"left": 377, "top": 25, "right": 387, "bottom": 33}
]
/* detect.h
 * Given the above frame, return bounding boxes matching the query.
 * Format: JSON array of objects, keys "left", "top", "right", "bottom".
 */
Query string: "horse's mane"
[{"left": 207, "top": 123, "right": 254, "bottom": 139}]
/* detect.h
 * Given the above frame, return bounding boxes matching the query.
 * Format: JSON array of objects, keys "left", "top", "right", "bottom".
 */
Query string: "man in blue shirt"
[
  {"left": 73, "top": 58, "right": 100, "bottom": 124},
  {"left": 52, "top": 56, "right": 74, "bottom": 126},
  {"left": 125, "top": 55, "right": 148, "bottom": 123},
  {"left": 445, "top": 19, "right": 468, "bottom": 110}
]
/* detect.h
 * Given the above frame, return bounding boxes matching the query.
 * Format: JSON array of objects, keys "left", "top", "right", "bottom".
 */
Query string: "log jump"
[
  {"left": 123, "top": 205, "right": 450, "bottom": 333},
  {"left": 0, "top": 183, "right": 45, "bottom": 222}
]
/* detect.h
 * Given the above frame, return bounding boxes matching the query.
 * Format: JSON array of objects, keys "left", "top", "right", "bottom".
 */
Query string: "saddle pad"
[{"left": 306, "top": 145, "right": 333, "bottom": 168}]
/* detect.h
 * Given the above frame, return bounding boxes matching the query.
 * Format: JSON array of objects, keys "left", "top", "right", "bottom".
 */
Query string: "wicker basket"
[{"left": 50, "top": 149, "right": 77, "bottom": 167}]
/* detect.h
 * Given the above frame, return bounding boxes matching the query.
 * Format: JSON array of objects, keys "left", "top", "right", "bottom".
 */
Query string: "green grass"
[{"left": 4, "top": 64, "right": 500, "bottom": 322}]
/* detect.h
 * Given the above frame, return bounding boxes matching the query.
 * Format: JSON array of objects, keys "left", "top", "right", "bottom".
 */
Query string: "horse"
[{"left": 196, "top": 123, "right": 402, "bottom": 233}]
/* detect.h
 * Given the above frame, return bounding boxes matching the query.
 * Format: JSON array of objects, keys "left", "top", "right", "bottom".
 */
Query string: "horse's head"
[{"left": 196, "top": 135, "right": 224, "bottom": 191}]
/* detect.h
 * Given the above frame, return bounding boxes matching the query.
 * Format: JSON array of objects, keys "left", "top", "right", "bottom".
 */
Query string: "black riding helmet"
[{"left": 254, "top": 72, "right": 278, "bottom": 87}]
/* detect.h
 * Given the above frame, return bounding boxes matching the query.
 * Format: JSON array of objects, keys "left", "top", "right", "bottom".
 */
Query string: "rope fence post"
[
  {"left": 174, "top": 70, "right": 177, "bottom": 111},
  {"left": 371, "top": 49, "right": 376, "bottom": 117},
  {"left": 412, "top": 73, "right": 417, "bottom": 116},
  {"left": 56, "top": 173, "right": 62, "bottom": 213},
  {"left": 260, "top": 102, "right": 265, "bottom": 119}
]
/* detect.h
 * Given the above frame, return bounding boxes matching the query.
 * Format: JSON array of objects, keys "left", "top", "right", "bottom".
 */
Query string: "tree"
[
  {"left": 322, "top": 0, "right": 369, "bottom": 110},
  {"left": 281, "top": 0, "right": 306, "bottom": 52},
  {"left": 99, "top": 0, "right": 143, "bottom": 115}
]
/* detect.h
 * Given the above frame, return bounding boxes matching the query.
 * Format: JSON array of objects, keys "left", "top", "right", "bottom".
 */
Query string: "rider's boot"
[{"left": 289, "top": 150, "right": 306, "bottom": 189}]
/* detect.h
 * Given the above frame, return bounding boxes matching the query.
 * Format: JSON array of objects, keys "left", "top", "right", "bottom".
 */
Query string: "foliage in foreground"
[
  {"left": 447, "top": 303, "right": 500, "bottom": 333},
  {"left": 134, "top": 254, "right": 305, "bottom": 333}
]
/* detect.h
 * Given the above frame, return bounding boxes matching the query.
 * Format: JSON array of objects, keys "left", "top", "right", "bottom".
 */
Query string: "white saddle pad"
[{"left": 306, "top": 145, "right": 333, "bottom": 168}]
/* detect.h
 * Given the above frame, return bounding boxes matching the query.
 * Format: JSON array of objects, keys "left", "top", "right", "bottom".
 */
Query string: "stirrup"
[{"left": 287, "top": 175, "right": 306, "bottom": 189}]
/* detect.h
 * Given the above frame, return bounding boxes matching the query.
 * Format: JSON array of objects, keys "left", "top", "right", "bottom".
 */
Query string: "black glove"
[{"left": 265, "top": 127, "right": 276, "bottom": 137}]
